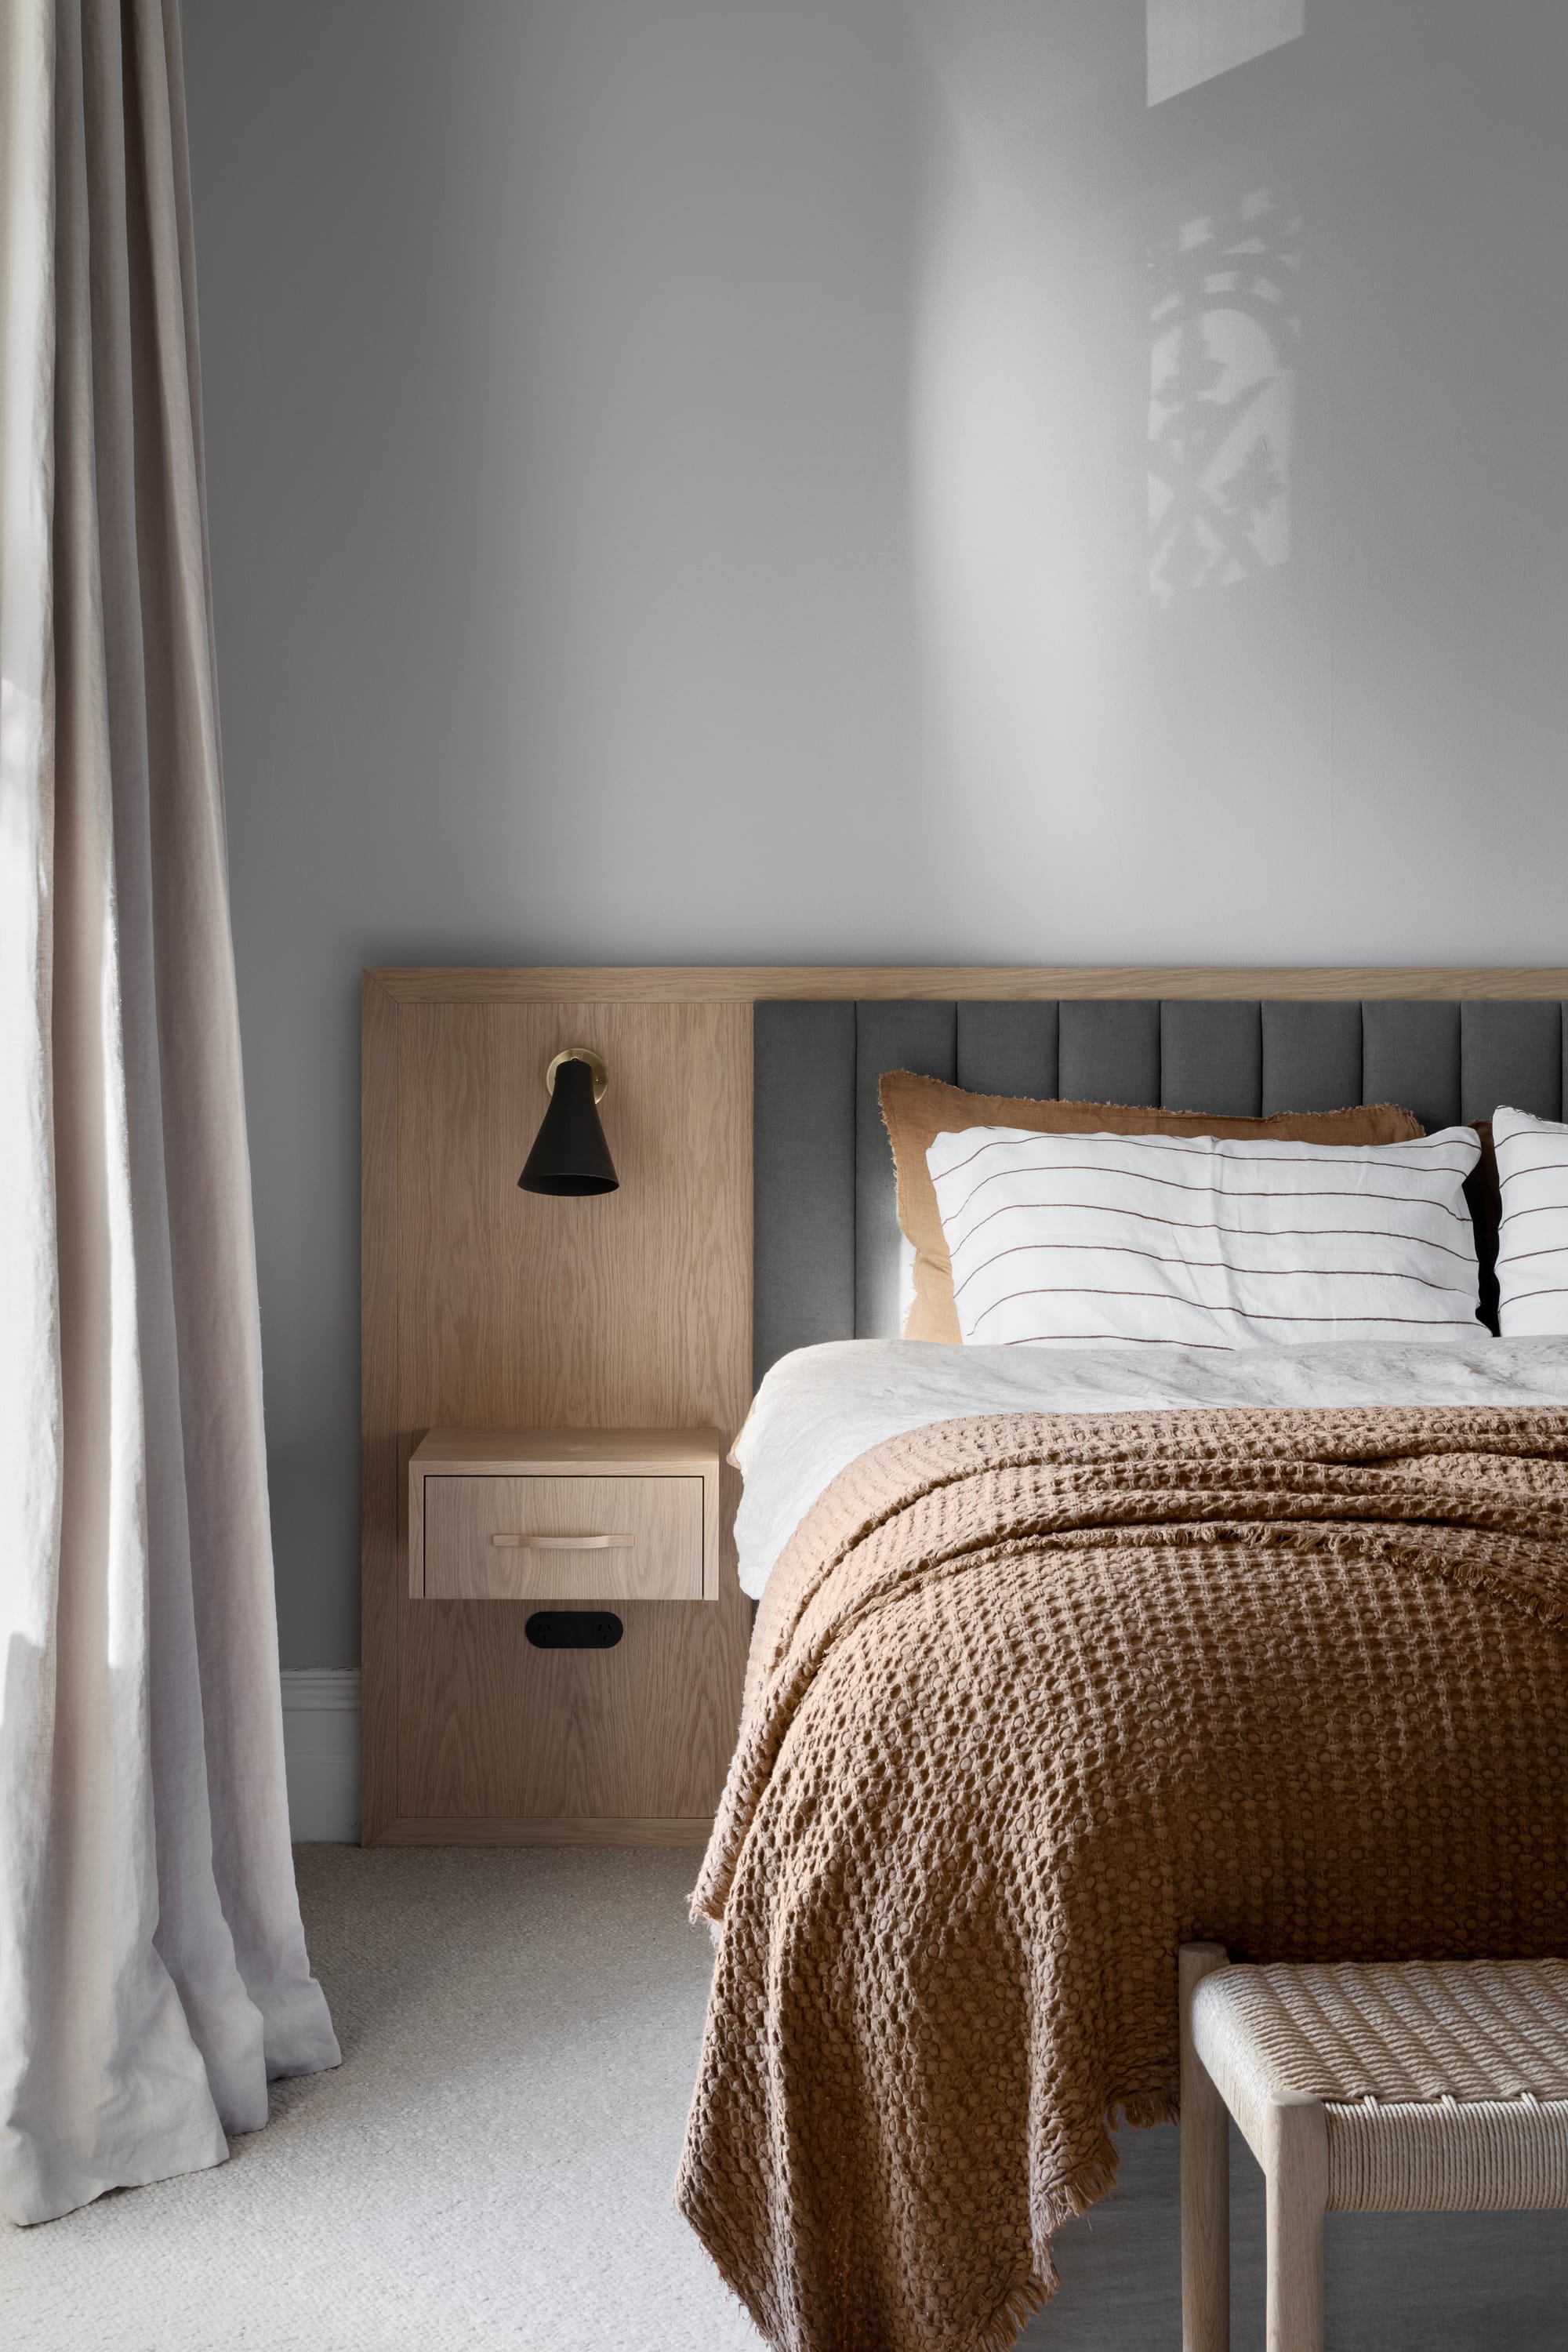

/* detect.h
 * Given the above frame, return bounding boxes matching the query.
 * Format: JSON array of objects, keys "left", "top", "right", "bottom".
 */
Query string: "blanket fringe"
[
  {"left": 970, "top": 2098, "right": 1182, "bottom": 2352},
  {"left": 975, "top": 2273, "right": 1052, "bottom": 2352},
  {"left": 1034, "top": 2092, "right": 1180, "bottom": 2242}
]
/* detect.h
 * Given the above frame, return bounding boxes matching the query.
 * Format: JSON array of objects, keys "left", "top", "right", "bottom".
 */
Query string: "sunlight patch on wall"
[
  {"left": 1147, "top": 187, "right": 1301, "bottom": 608},
  {"left": 1148, "top": 0, "right": 1304, "bottom": 107}
]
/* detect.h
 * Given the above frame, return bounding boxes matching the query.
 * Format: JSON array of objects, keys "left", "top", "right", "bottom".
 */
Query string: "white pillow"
[
  {"left": 926, "top": 1123, "right": 1482, "bottom": 1351},
  {"left": 1494, "top": 1105, "right": 1568, "bottom": 1337}
]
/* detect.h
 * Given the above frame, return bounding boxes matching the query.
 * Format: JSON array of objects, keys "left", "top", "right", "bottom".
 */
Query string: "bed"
[{"left": 680, "top": 985, "right": 1568, "bottom": 2352}]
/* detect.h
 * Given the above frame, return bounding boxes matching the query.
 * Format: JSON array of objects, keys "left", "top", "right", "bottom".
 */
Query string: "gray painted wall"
[{"left": 182, "top": 0, "right": 1568, "bottom": 1667}]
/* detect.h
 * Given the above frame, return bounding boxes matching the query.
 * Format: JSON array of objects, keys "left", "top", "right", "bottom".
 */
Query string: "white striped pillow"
[
  {"left": 925, "top": 1123, "right": 1483, "bottom": 1351},
  {"left": 1494, "top": 1106, "right": 1568, "bottom": 1336}
]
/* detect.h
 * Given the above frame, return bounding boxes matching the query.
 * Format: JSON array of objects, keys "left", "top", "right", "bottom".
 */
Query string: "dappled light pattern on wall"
[{"left": 1148, "top": 187, "right": 1301, "bottom": 608}]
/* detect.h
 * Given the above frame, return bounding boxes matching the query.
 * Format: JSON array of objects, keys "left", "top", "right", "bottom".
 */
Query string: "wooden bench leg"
[
  {"left": 1180, "top": 1943, "right": 1231, "bottom": 2352},
  {"left": 1264, "top": 2093, "right": 1328, "bottom": 2352}
]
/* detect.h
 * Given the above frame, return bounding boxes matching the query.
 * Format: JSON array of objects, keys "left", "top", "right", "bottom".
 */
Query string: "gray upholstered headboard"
[{"left": 753, "top": 997, "right": 1568, "bottom": 1385}]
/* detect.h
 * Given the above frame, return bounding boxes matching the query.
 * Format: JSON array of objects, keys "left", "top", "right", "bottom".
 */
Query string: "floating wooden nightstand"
[{"left": 409, "top": 1428, "right": 723, "bottom": 1604}]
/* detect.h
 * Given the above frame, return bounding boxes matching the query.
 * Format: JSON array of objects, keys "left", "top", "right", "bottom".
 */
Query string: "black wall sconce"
[{"left": 518, "top": 1047, "right": 619, "bottom": 1196}]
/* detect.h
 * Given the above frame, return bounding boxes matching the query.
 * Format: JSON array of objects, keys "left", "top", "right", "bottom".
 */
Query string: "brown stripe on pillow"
[{"left": 928, "top": 1126, "right": 1481, "bottom": 1351}]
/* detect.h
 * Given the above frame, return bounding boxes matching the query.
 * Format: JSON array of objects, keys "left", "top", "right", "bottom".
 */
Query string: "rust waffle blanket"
[{"left": 677, "top": 1407, "right": 1568, "bottom": 2352}]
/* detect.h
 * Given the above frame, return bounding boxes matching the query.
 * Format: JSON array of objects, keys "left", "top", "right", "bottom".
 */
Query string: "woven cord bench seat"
[
  {"left": 1196, "top": 1955, "right": 1568, "bottom": 2210},
  {"left": 1178, "top": 1947, "right": 1568, "bottom": 2352}
]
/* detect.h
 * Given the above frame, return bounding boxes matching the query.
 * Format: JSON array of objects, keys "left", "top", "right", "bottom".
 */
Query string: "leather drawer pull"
[{"left": 490, "top": 1532, "right": 635, "bottom": 1552}]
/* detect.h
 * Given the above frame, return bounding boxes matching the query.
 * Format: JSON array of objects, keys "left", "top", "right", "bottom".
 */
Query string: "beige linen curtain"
[{"left": 0, "top": 0, "right": 338, "bottom": 2226}]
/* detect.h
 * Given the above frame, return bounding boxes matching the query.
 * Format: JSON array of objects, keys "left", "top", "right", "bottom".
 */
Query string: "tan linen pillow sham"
[{"left": 880, "top": 1070, "right": 1427, "bottom": 1345}]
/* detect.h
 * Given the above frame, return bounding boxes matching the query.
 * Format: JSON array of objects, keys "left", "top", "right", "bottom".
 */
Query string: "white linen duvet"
[{"left": 733, "top": 1334, "right": 1568, "bottom": 1599}]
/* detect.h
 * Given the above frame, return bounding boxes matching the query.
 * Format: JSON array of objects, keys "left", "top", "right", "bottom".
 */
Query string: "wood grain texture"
[
  {"left": 376, "top": 1814, "right": 715, "bottom": 1848},
  {"left": 1180, "top": 1943, "right": 1232, "bottom": 2352},
  {"left": 423, "top": 1475, "right": 704, "bottom": 1601},
  {"left": 369, "top": 965, "right": 1568, "bottom": 1005},
  {"left": 359, "top": 974, "right": 401, "bottom": 1843},
  {"left": 407, "top": 1428, "right": 724, "bottom": 1598},
  {"left": 363, "top": 989, "right": 751, "bottom": 1840},
  {"left": 410, "top": 1427, "right": 724, "bottom": 1472},
  {"left": 1265, "top": 2096, "right": 1329, "bottom": 2352}
]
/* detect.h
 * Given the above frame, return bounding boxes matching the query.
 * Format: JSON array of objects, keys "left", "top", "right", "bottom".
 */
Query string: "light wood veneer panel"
[
  {"left": 372, "top": 996, "right": 751, "bottom": 1834},
  {"left": 377, "top": 1815, "right": 715, "bottom": 1848},
  {"left": 370, "top": 965, "right": 1568, "bottom": 1004},
  {"left": 411, "top": 1427, "right": 723, "bottom": 1472},
  {"left": 359, "top": 975, "right": 401, "bottom": 1843}
]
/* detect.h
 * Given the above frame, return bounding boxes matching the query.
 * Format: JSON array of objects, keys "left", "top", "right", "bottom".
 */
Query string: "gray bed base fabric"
[
  {"left": 1021, "top": 2124, "right": 1568, "bottom": 2351},
  {"left": 753, "top": 996, "right": 1567, "bottom": 1384},
  {"left": 753, "top": 994, "right": 1568, "bottom": 2343}
]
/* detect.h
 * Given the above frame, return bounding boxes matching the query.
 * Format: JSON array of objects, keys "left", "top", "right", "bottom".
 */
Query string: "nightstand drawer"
[{"left": 419, "top": 1474, "right": 704, "bottom": 1601}]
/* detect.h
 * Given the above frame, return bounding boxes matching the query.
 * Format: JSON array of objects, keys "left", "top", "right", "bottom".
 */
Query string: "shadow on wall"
[
  {"left": 1147, "top": 0, "right": 1305, "bottom": 107},
  {"left": 1147, "top": 184, "right": 1301, "bottom": 608},
  {"left": 909, "top": 1, "right": 1322, "bottom": 940}
]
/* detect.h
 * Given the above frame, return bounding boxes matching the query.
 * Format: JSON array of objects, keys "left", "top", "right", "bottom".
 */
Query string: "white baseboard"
[{"left": 281, "top": 1669, "right": 361, "bottom": 1842}]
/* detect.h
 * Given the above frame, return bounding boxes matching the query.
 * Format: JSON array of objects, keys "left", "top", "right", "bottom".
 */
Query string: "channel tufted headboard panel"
[{"left": 753, "top": 997, "right": 1568, "bottom": 1384}]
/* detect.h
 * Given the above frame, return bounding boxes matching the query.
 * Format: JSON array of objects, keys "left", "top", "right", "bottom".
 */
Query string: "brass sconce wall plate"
[{"left": 545, "top": 1047, "right": 608, "bottom": 1102}]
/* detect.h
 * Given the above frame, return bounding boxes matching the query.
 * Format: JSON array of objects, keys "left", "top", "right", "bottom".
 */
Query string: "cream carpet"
[
  {"left": 0, "top": 1846, "right": 764, "bottom": 2352},
  {"left": 8, "top": 1846, "right": 1567, "bottom": 2351}
]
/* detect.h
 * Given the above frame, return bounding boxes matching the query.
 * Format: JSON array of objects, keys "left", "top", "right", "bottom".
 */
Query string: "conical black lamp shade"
[{"left": 518, "top": 1054, "right": 619, "bottom": 1195}]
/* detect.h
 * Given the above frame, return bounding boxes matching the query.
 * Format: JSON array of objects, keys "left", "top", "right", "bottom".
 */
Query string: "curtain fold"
[{"left": 1, "top": 0, "right": 339, "bottom": 2228}]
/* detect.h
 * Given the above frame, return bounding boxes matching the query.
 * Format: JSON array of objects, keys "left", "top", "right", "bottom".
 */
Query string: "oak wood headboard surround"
[{"left": 360, "top": 964, "right": 1568, "bottom": 1846}]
